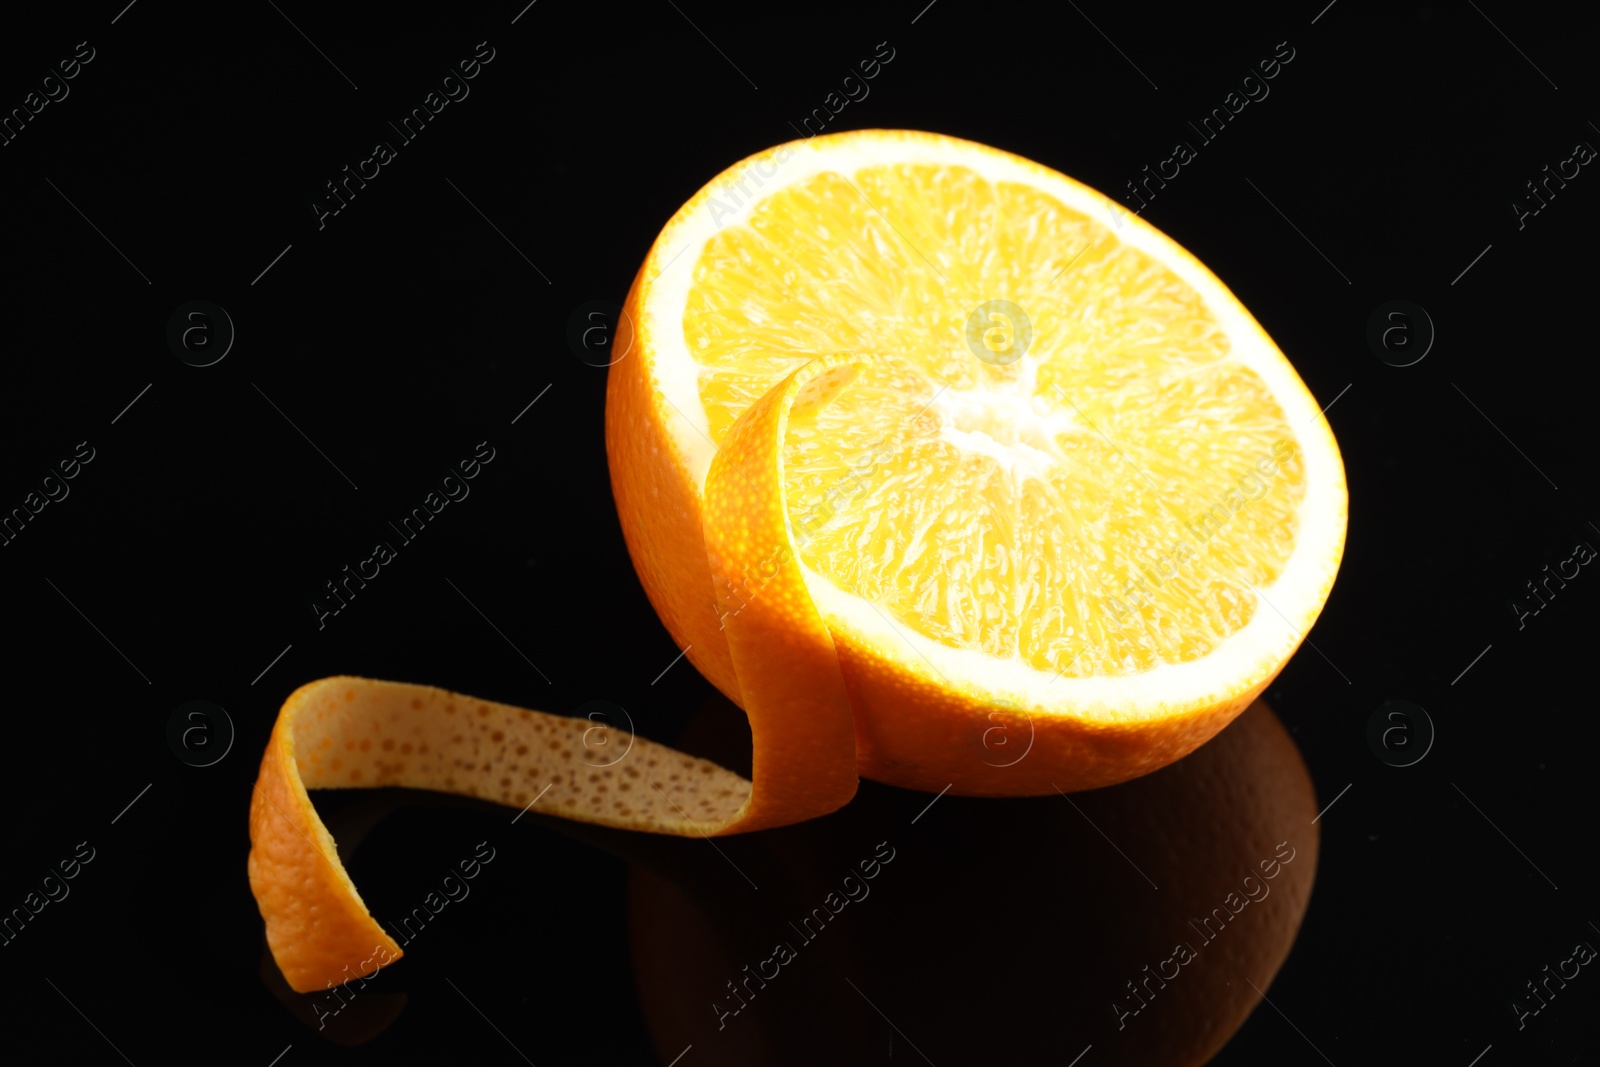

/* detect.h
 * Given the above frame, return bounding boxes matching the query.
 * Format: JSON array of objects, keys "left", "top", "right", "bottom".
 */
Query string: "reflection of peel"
[
  {"left": 630, "top": 696, "right": 1321, "bottom": 1067},
  {"left": 260, "top": 940, "right": 407, "bottom": 1047}
]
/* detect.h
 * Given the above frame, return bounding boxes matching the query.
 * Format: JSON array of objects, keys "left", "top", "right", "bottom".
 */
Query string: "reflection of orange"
[
  {"left": 608, "top": 128, "right": 1347, "bottom": 824},
  {"left": 630, "top": 696, "right": 1320, "bottom": 1067}
]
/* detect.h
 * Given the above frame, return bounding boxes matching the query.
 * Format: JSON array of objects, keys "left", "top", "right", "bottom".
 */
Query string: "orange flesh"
[{"left": 689, "top": 165, "right": 1305, "bottom": 677}]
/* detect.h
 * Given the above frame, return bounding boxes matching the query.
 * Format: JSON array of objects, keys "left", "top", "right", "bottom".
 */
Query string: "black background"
[{"left": 1, "top": 1, "right": 1597, "bottom": 1064}]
